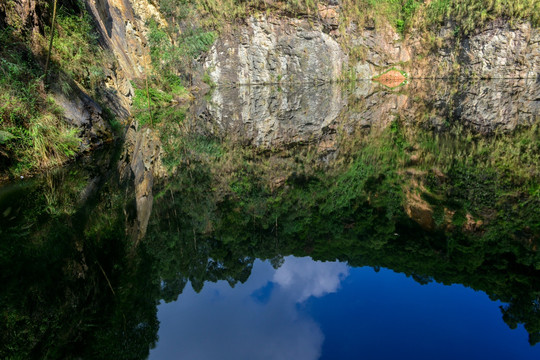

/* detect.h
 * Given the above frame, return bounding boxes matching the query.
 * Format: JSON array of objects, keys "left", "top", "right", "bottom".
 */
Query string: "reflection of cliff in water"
[
  {"left": 0, "top": 125, "right": 162, "bottom": 360},
  {"left": 199, "top": 82, "right": 346, "bottom": 147},
  {"left": 199, "top": 79, "right": 539, "bottom": 149},
  {"left": 405, "top": 79, "right": 540, "bottom": 133}
]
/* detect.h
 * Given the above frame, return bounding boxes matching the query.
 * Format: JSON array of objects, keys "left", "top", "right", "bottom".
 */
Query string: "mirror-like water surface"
[
  {"left": 151, "top": 257, "right": 538, "bottom": 360},
  {"left": 1, "top": 80, "right": 539, "bottom": 359}
]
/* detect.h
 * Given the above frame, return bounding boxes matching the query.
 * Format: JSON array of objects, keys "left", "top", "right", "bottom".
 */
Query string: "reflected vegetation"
[{"left": 1, "top": 79, "right": 539, "bottom": 358}]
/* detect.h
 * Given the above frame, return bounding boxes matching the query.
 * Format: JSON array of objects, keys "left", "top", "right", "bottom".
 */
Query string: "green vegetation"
[
  {"left": 425, "top": 0, "right": 540, "bottom": 34},
  {"left": 131, "top": 80, "right": 189, "bottom": 126},
  {"left": 50, "top": 6, "right": 110, "bottom": 93},
  {"left": 1, "top": 0, "right": 539, "bottom": 354},
  {"left": 0, "top": 2, "right": 114, "bottom": 177},
  {"left": 341, "top": 0, "right": 540, "bottom": 35},
  {"left": 417, "top": 124, "right": 540, "bottom": 242},
  {"left": 0, "top": 147, "right": 159, "bottom": 359},
  {"left": 156, "top": 0, "right": 539, "bottom": 36},
  {"left": 130, "top": 11, "right": 217, "bottom": 127},
  {"left": 0, "top": 27, "right": 80, "bottom": 175}
]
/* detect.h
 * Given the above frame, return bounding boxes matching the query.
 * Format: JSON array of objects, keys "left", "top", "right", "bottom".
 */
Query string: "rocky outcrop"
[
  {"left": 403, "top": 78, "right": 540, "bottom": 133},
  {"left": 199, "top": 79, "right": 539, "bottom": 151},
  {"left": 410, "top": 20, "right": 540, "bottom": 79},
  {"left": 461, "top": 21, "right": 540, "bottom": 79},
  {"left": 51, "top": 83, "right": 113, "bottom": 149},
  {"left": 0, "top": 0, "right": 43, "bottom": 44},
  {"left": 204, "top": 16, "right": 347, "bottom": 85},
  {"left": 454, "top": 79, "right": 540, "bottom": 132},
  {"left": 350, "top": 24, "right": 411, "bottom": 80},
  {"left": 85, "top": 0, "right": 168, "bottom": 118},
  {"left": 85, "top": 0, "right": 145, "bottom": 119},
  {"left": 204, "top": 12, "right": 539, "bottom": 84},
  {"left": 87, "top": 0, "right": 150, "bottom": 79}
]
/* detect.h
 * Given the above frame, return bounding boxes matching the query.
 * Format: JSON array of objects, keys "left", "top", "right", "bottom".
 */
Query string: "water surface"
[
  {"left": 151, "top": 257, "right": 538, "bottom": 360},
  {"left": 1, "top": 79, "right": 539, "bottom": 359}
]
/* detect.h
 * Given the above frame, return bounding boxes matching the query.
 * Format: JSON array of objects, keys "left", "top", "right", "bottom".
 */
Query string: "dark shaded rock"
[
  {"left": 455, "top": 79, "right": 540, "bottom": 133},
  {"left": 51, "top": 83, "right": 113, "bottom": 150},
  {"left": 403, "top": 79, "right": 540, "bottom": 133}
]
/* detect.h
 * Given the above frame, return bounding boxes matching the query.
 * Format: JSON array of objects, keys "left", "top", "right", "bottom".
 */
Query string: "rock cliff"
[
  {"left": 410, "top": 20, "right": 540, "bottom": 79},
  {"left": 2, "top": 0, "right": 539, "bottom": 175},
  {"left": 204, "top": 14, "right": 539, "bottom": 84},
  {"left": 118, "top": 121, "right": 163, "bottom": 243},
  {"left": 205, "top": 16, "right": 347, "bottom": 85},
  {"left": 86, "top": 0, "right": 169, "bottom": 118}
]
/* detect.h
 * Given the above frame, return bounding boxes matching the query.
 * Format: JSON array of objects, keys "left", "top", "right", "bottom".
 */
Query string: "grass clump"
[
  {"left": 340, "top": 0, "right": 539, "bottom": 35},
  {"left": 0, "top": 28, "right": 81, "bottom": 176},
  {"left": 49, "top": 6, "right": 111, "bottom": 93},
  {"left": 130, "top": 13, "right": 213, "bottom": 128},
  {"left": 147, "top": 19, "right": 216, "bottom": 89},
  {"left": 189, "top": 0, "right": 320, "bottom": 27}
]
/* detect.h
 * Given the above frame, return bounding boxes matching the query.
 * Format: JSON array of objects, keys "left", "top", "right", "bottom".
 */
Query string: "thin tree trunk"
[{"left": 44, "top": 0, "right": 58, "bottom": 83}]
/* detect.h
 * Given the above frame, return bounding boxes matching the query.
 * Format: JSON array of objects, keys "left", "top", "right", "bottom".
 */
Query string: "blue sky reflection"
[
  {"left": 150, "top": 256, "right": 348, "bottom": 360},
  {"left": 150, "top": 256, "right": 540, "bottom": 360}
]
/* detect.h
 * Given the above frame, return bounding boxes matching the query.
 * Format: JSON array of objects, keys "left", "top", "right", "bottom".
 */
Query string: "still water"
[
  {"left": 1, "top": 80, "right": 539, "bottom": 359},
  {"left": 150, "top": 257, "right": 539, "bottom": 360}
]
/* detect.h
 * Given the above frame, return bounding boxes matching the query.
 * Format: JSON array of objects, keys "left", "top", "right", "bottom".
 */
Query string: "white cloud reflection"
[
  {"left": 150, "top": 256, "right": 349, "bottom": 360},
  {"left": 274, "top": 256, "right": 349, "bottom": 302}
]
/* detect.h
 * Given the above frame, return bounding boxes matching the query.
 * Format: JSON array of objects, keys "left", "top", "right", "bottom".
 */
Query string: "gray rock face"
[
  {"left": 51, "top": 84, "right": 113, "bottom": 149},
  {"left": 203, "top": 16, "right": 538, "bottom": 84},
  {"left": 86, "top": 0, "right": 169, "bottom": 119},
  {"left": 403, "top": 79, "right": 540, "bottom": 133},
  {"left": 351, "top": 24, "right": 411, "bottom": 79},
  {"left": 199, "top": 79, "right": 539, "bottom": 150},
  {"left": 87, "top": 0, "right": 150, "bottom": 79},
  {"left": 200, "top": 83, "right": 347, "bottom": 147},
  {"left": 204, "top": 16, "right": 347, "bottom": 85},
  {"left": 410, "top": 21, "right": 540, "bottom": 79},
  {"left": 461, "top": 21, "right": 540, "bottom": 79}
]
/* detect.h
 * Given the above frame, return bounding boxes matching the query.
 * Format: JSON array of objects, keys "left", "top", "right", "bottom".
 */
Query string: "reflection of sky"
[
  {"left": 150, "top": 256, "right": 346, "bottom": 360},
  {"left": 150, "top": 256, "right": 540, "bottom": 360}
]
